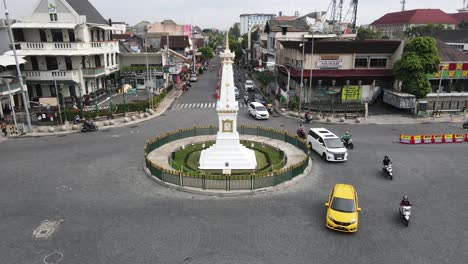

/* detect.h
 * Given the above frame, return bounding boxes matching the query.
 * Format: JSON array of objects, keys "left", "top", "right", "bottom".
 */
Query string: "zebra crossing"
[{"left": 173, "top": 102, "right": 248, "bottom": 109}]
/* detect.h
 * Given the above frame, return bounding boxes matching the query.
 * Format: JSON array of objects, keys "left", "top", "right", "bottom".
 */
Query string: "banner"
[{"left": 342, "top": 86, "right": 362, "bottom": 101}]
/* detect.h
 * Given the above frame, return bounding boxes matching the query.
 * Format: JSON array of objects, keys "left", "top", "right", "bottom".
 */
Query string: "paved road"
[{"left": 1, "top": 55, "right": 468, "bottom": 263}]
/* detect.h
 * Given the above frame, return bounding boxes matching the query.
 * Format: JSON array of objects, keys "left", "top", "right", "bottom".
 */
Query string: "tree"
[
  {"left": 393, "top": 37, "right": 440, "bottom": 98},
  {"left": 403, "top": 24, "right": 445, "bottom": 38},
  {"left": 241, "top": 33, "right": 248, "bottom": 49},
  {"left": 198, "top": 46, "right": 214, "bottom": 62},
  {"left": 229, "top": 39, "right": 243, "bottom": 63},
  {"left": 255, "top": 71, "right": 275, "bottom": 94},
  {"left": 356, "top": 27, "right": 380, "bottom": 40},
  {"left": 229, "top": 23, "right": 240, "bottom": 40}
]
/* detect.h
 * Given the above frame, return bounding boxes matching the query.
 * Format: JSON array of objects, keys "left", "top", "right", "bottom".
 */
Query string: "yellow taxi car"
[{"left": 325, "top": 184, "right": 361, "bottom": 232}]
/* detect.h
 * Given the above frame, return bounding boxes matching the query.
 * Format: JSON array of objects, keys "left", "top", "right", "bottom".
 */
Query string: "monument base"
[{"left": 199, "top": 138, "right": 257, "bottom": 170}]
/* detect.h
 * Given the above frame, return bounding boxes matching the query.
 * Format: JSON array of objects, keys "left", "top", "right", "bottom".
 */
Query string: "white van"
[
  {"left": 248, "top": 102, "right": 269, "bottom": 120},
  {"left": 307, "top": 128, "right": 348, "bottom": 162}
]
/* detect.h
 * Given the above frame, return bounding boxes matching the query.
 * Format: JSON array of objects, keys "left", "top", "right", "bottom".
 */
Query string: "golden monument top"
[{"left": 225, "top": 32, "right": 229, "bottom": 51}]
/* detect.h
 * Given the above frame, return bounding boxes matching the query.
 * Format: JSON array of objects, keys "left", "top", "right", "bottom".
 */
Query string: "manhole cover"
[
  {"left": 33, "top": 220, "right": 63, "bottom": 239},
  {"left": 43, "top": 252, "right": 63, "bottom": 264}
]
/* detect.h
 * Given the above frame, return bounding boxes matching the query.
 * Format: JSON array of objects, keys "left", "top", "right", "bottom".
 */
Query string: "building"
[
  {"left": 0, "top": 19, "right": 17, "bottom": 54},
  {"left": 370, "top": 9, "right": 459, "bottom": 39},
  {"left": 431, "top": 30, "right": 468, "bottom": 53},
  {"left": 276, "top": 39, "right": 404, "bottom": 110},
  {"left": 114, "top": 33, "right": 144, "bottom": 53},
  {"left": 0, "top": 55, "right": 27, "bottom": 117},
  {"left": 4, "top": 0, "right": 119, "bottom": 107},
  {"left": 127, "top": 20, "right": 151, "bottom": 37},
  {"left": 240, "top": 13, "right": 275, "bottom": 35},
  {"left": 110, "top": 22, "right": 127, "bottom": 34}
]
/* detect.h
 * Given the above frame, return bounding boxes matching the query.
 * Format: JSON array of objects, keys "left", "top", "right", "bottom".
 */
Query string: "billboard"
[{"left": 341, "top": 86, "right": 362, "bottom": 101}]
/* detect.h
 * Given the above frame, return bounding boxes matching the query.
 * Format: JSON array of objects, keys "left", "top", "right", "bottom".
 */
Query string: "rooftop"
[
  {"left": 449, "top": 12, "right": 468, "bottom": 23},
  {"left": 431, "top": 30, "right": 468, "bottom": 43},
  {"left": 436, "top": 39, "right": 468, "bottom": 62},
  {"left": 240, "top": 13, "right": 275, "bottom": 17},
  {"left": 160, "top": 35, "right": 190, "bottom": 49},
  {"left": 371, "top": 9, "right": 459, "bottom": 25},
  {"left": 265, "top": 19, "right": 309, "bottom": 32},
  {"left": 65, "top": 0, "right": 108, "bottom": 25},
  {"left": 280, "top": 39, "right": 402, "bottom": 54}
]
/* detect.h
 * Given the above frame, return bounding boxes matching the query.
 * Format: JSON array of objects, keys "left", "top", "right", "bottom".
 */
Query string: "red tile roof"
[
  {"left": 449, "top": 12, "right": 468, "bottom": 23},
  {"left": 371, "top": 9, "right": 458, "bottom": 25}
]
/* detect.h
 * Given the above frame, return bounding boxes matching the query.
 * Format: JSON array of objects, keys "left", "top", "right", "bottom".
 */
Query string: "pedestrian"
[{"left": 1, "top": 118, "right": 7, "bottom": 137}]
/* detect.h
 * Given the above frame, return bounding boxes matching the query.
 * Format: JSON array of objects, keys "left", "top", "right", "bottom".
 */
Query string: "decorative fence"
[{"left": 144, "top": 126, "right": 310, "bottom": 191}]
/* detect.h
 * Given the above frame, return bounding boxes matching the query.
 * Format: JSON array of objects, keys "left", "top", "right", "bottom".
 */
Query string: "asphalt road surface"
[{"left": 1, "top": 56, "right": 467, "bottom": 264}]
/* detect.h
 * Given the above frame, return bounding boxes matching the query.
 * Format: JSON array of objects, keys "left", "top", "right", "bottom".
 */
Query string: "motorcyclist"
[
  {"left": 400, "top": 195, "right": 412, "bottom": 207},
  {"left": 342, "top": 131, "right": 351, "bottom": 144},
  {"left": 297, "top": 124, "right": 305, "bottom": 137},
  {"left": 304, "top": 112, "right": 311, "bottom": 122},
  {"left": 383, "top": 155, "right": 391, "bottom": 166}
]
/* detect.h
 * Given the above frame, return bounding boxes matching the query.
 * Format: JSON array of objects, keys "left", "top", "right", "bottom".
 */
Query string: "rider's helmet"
[
  {"left": 403, "top": 195, "right": 409, "bottom": 201},
  {"left": 384, "top": 155, "right": 389, "bottom": 160}
]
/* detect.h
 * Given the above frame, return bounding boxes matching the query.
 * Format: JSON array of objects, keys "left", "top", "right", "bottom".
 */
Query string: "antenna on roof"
[{"left": 401, "top": 0, "right": 406, "bottom": 11}]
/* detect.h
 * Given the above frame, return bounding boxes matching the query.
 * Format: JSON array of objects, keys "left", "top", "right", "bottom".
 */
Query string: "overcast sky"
[{"left": 3, "top": 0, "right": 464, "bottom": 29}]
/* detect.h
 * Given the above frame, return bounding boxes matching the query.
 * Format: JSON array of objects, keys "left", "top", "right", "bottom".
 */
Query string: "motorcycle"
[
  {"left": 341, "top": 138, "right": 354, "bottom": 149},
  {"left": 399, "top": 205, "right": 411, "bottom": 227},
  {"left": 81, "top": 121, "right": 98, "bottom": 132},
  {"left": 73, "top": 115, "right": 81, "bottom": 124},
  {"left": 382, "top": 163, "right": 393, "bottom": 180},
  {"left": 297, "top": 129, "right": 306, "bottom": 139},
  {"left": 463, "top": 121, "right": 468, "bottom": 129},
  {"left": 266, "top": 104, "right": 273, "bottom": 114}
]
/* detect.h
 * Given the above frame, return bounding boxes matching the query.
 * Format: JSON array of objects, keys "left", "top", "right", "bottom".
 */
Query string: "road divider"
[{"left": 399, "top": 134, "right": 468, "bottom": 144}]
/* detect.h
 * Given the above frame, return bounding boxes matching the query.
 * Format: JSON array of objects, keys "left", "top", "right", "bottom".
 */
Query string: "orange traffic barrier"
[
  {"left": 433, "top": 135, "right": 443, "bottom": 143},
  {"left": 400, "top": 133, "right": 468, "bottom": 144},
  {"left": 454, "top": 134, "right": 465, "bottom": 143},
  {"left": 443, "top": 134, "right": 454, "bottom": 143},
  {"left": 413, "top": 135, "right": 422, "bottom": 144},
  {"left": 400, "top": 134, "right": 412, "bottom": 144}
]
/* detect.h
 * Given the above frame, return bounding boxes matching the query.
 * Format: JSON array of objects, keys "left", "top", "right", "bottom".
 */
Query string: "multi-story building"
[
  {"left": 370, "top": 9, "right": 459, "bottom": 39},
  {"left": 4, "top": 0, "right": 119, "bottom": 106},
  {"left": 127, "top": 21, "right": 151, "bottom": 38},
  {"left": 431, "top": 30, "right": 468, "bottom": 54},
  {"left": 240, "top": 13, "right": 275, "bottom": 35}
]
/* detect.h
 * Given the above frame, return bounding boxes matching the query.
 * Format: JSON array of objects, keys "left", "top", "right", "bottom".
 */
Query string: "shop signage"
[
  {"left": 317, "top": 59, "right": 343, "bottom": 69},
  {"left": 341, "top": 86, "right": 362, "bottom": 101},
  {"left": 163, "top": 65, "right": 179, "bottom": 74}
]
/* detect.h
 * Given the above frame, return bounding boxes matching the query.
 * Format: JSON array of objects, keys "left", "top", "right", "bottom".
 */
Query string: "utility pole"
[
  {"left": 3, "top": 0, "right": 32, "bottom": 132},
  {"left": 299, "top": 38, "right": 305, "bottom": 111},
  {"left": 401, "top": 0, "right": 406, "bottom": 11}
]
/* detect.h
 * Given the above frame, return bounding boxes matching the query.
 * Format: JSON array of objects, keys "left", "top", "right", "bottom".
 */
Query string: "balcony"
[
  {"left": 82, "top": 67, "right": 106, "bottom": 77},
  {"left": 23, "top": 70, "right": 80, "bottom": 83},
  {"left": 16, "top": 41, "right": 119, "bottom": 54}
]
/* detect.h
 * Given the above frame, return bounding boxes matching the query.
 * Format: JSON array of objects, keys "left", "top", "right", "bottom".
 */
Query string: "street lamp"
[
  {"left": 299, "top": 38, "right": 306, "bottom": 111},
  {"left": 3, "top": 0, "right": 32, "bottom": 132},
  {"left": 0, "top": 76, "right": 17, "bottom": 129},
  {"left": 345, "top": 80, "right": 350, "bottom": 118},
  {"left": 51, "top": 70, "right": 63, "bottom": 124},
  {"left": 434, "top": 65, "right": 445, "bottom": 116}
]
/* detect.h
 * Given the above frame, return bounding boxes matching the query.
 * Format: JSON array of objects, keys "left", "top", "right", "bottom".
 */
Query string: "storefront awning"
[
  {"left": 0, "top": 55, "right": 26, "bottom": 67},
  {"left": 11, "top": 23, "right": 78, "bottom": 29}
]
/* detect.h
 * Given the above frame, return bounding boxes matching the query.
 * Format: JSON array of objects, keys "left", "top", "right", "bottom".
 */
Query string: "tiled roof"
[
  {"left": 431, "top": 30, "right": 468, "bottom": 43},
  {"left": 449, "top": 12, "right": 468, "bottom": 23},
  {"left": 436, "top": 39, "right": 468, "bottom": 62},
  {"left": 371, "top": 9, "right": 458, "bottom": 25},
  {"left": 280, "top": 39, "right": 402, "bottom": 54},
  {"left": 65, "top": 0, "right": 108, "bottom": 25},
  {"left": 160, "top": 36, "right": 190, "bottom": 49}
]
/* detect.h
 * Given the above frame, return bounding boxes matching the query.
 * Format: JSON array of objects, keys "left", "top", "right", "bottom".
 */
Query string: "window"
[
  {"left": 94, "top": 55, "right": 101, "bottom": 67},
  {"left": 369, "top": 58, "right": 387, "bottom": 68},
  {"left": 50, "top": 85, "right": 57, "bottom": 97},
  {"left": 69, "top": 86, "right": 76, "bottom": 97},
  {"left": 82, "top": 56, "right": 87, "bottom": 68},
  {"left": 90, "top": 30, "right": 94, "bottom": 41},
  {"left": 49, "top": 13, "right": 58, "bottom": 22},
  {"left": 51, "top": 29, "right": 63, "bottom": 42},
  {"left": 13, "top": 29, "right": 25, "bottom": 42},
  {"left": 35, "top": 84, "right": 42, "bottom": 97},
  {"left": 354, "top": 58, "right": 368, "bottom": 68},
  {"left": 68, "top": 30, "right": 75, "bottom": 42},
  {"left": 30, "top": 56, "right": 39, "bottom": 71},
  {"left": 45, "top": 56, "right": 58, "bottom": 70},
  {"left": 111, "top": 53, "right": 114, "bottom": 65},
  {"left": 106, "top": 54, "right": 109, "bottom": 66},
  {"left": 39, "top": 29, "right": 47, "bottom": 42},
  {"left": 65, "top": 57, "right": 73, "bottom": 70}
]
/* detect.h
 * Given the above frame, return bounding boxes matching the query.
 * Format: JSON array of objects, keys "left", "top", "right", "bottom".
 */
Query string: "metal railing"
[{"left": 144, "top": 126, "right": 310, "bottom": 191}]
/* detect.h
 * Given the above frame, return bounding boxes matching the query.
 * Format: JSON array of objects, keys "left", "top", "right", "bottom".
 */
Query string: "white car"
[
  {"left": 307, "top": 128, "right": 348, "bottom": 162},
  {"left": 248, "top": 102, "right": 269, "bottom": 120},
  {"left": 244, "top": 80, "right": 254, "bottom": 91},
  {"left": 234, "top": 87, "right": 240, "bottom": 99},
  {"left": 189, "top": 74, "right": 198, "bottom": 82}
]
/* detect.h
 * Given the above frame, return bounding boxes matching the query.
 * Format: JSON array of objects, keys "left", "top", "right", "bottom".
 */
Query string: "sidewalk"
[
  {"left": 9, "top": 88, "right": 183, "bottom": 138},
  {"left": 274, "top": 106, "right": 467, "bottom": 125}
]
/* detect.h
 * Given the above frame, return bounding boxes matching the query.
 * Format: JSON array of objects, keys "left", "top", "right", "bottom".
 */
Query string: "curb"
[
  {"left": 142, "top": 157, "right": 313, "bottom": 197},
  {"left": 9, "top": 89, "right": 183, "bottom": 139}
]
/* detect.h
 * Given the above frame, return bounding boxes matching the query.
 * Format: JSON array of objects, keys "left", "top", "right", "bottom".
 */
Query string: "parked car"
[
  {"left": 234, "top": 87, "right": 240, "bottom": 99},
  {"left": 307, "top": 128, "right": 348, "bottom": 162},
  {"left": 250, "top": 94, "right": 267, "bottom": 105},
  {"left": 248, "top": 102, "right": 269, "bottom": 120},
  {"left": 325, "top": 184, "right": 361, "bottom": 233},
  {"left": 244, "top": 80, "right": 254, "bottom": 91},
  {"left": 189, "top": 74, "right": 198, "bottom": 82}
]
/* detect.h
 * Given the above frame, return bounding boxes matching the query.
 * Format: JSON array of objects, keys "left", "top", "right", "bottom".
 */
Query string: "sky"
[{"left": 2, "top": 0, "right": 465, "bottom": 29}]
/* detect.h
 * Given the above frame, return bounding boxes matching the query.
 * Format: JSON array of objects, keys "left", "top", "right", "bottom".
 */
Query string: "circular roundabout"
[{"left": 143, "top": 125, "right": 311, "bottom": 194}]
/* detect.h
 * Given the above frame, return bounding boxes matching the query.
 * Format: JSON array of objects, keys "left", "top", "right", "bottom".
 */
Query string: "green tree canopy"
[
  {"left": 255, "top": 71, "right": 275, "bottom": 90},
  {"left": 198, "top": 46, "right": 214, "bottom": 62},
  {"left": 229, "top": 23, "right": 241, "bottom": 40},
  {"left": 356, "top": 27, "right": 381, "bottom": 40},
  {"left": 393, "top": 37, "right": 440, "bottom": 98},
  {"left": 403, "top": 24, "right": 445, "bottom": 38}
]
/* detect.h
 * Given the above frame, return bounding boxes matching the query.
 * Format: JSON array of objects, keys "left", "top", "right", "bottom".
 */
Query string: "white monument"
[{"left": 199, "top": 34, "right": 257, "bottom": 170}]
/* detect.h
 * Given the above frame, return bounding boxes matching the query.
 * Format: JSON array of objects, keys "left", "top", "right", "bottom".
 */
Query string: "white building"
[
  {"left": 240, "top": 13, "right": 275, "bottom": 35},
  {"left": 4, "top": 0, "right": 119, "bottom": 103}
]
